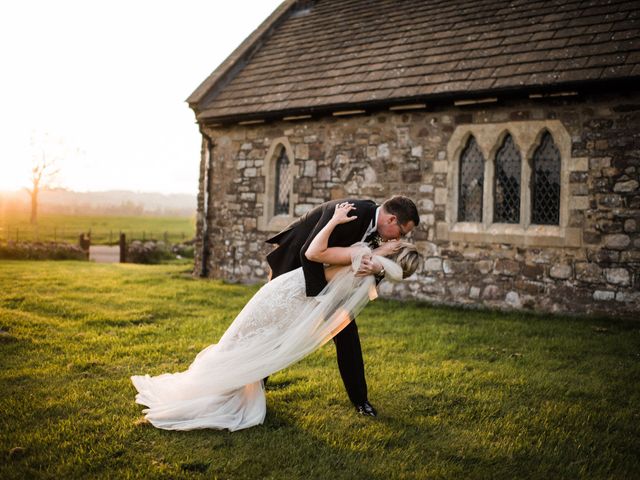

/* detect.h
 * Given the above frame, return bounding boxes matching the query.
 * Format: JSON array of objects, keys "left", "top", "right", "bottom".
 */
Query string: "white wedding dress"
[{"left": 131, "top": 245, "right": 402, "bottom": 431}]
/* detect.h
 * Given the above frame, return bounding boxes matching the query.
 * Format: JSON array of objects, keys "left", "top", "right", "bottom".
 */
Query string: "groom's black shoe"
[{"left": 355, "top": 401, "right": 377, "bottom": 417}]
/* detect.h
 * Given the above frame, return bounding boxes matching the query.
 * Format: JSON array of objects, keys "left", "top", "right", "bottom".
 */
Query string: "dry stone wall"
[{"left": 195, "top": 92, "right": 640, "bottom": 318}]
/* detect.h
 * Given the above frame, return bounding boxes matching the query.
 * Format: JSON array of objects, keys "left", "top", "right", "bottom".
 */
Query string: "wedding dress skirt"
[{"left": 131, "top": 246, "right": 402, "bottom": 431}]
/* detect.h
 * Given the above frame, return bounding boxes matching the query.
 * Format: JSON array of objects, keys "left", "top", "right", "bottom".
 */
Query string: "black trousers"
[
  {"left": 263, "top": 319, "right": 368, "bottom": 405},
  {"left": 333, "top": 319, "right": 367, "bottom": 406}
]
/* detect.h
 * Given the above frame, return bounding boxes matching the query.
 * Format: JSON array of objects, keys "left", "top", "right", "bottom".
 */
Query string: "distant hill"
[{"left": 0, "top": 188, "right": 196, "bottom": 217}]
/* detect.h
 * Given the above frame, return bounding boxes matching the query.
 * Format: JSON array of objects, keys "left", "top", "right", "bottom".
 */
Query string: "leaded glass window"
[
  {"left": 458, "top": 136, "right": 485, "bottom": 222},
  {"left": 493, "top": 134, "right": 521, "bottom": 224},
  {"left": 531, "top": 131, "right": 561, "bottom": 225},
  {"left": 274, "top": 147, "right": 291, "bottom": 215}
]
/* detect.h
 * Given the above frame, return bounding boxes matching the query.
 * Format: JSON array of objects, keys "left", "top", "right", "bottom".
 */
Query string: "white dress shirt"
[{"left": 361, "top": 207, "right": 380, "bottom": 242}]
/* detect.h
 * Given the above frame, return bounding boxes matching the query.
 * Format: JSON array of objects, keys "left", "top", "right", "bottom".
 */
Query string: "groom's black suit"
[{"left": 266, "top": 198, "right": 378, "bottom": 406}]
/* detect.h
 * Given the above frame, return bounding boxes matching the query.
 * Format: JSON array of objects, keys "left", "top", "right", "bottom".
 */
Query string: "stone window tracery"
[
  {"left": 274, "top": 147, "right": 291, "bottom": 215},
  {"left": 531, "top": 131, "right": 561, "bottom": 225},
  {"left": 443, "top": 120, "right": 577, "bottom": 247},
  {"left": 493, "top": 133, "right": 521, "bottom": 224},
  {"left": 258, "top": 137, "right": 298, "bottom": 232},
  {"left": 458, "top": 136, "right": 485, "bottom": 222}
]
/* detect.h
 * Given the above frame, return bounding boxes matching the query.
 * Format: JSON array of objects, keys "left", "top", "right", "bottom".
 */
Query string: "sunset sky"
[{"left": 0, "top": 0, "right": 283, "bottom": 195}]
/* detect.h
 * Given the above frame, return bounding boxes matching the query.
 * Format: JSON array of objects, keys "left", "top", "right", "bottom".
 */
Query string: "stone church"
[{"left": 187, "top": 0, "right": 639, "bottom": 317}]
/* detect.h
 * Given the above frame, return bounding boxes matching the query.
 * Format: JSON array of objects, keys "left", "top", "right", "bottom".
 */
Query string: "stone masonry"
[{"left": 195, "top": 92, "right": 640, "bottom": 318}]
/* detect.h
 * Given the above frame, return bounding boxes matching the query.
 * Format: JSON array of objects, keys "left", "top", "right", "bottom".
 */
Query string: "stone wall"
[{"left": 194, "top": 91, "right": 640, "bottom": 318}]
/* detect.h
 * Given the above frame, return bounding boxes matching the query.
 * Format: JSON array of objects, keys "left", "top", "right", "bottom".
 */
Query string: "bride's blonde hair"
[{"left": 389, "top": 243, "right": 421, "bottom": 279}]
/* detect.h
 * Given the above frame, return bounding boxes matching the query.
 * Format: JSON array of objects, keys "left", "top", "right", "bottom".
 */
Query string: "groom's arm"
[{"left": 299, "top": 205, "right": 334, "bottom": 296}]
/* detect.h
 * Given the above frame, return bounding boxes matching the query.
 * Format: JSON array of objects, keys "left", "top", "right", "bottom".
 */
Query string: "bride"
[{"left": 131, "top": 203, "right": 421, "bottom": 431}]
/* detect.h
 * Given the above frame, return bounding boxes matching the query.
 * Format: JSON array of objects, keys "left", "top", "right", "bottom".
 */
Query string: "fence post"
[
  {"left": 79, "top": 233, "right": 90, "bottom": 259},
  {"left": 54, "top": 227, "right": 57, "bottom": 243},
  {"left": 119, "top": 233, "right": 126, "bottom": 263}
]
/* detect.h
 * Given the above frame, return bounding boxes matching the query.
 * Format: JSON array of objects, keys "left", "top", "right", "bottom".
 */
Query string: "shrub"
[
  {"left": 171, "top": 242, "right": 195, "bottom": 259},
  {"left": 126, "top": 240, "right": 174, "bottom": 264},
  {"left": 0, "top": 241, "right": 88, "bottom": 261}
]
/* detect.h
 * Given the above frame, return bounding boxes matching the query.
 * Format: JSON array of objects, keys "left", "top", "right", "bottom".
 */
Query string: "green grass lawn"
[
  {"left": 0, "top": 213, "right": 195, "bottom": 244},
  {"left": 1, "top": 261, "right": 638, "bottom": 479}
]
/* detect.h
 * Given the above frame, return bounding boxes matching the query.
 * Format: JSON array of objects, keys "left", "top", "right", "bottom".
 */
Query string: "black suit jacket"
[{"left": 266, "top": 199, "right": 378, "bottom": 297}]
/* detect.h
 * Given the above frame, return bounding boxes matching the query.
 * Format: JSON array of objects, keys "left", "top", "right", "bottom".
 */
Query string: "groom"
[{"left": 265, "top": 195, "right": 419, "bottom": 416}]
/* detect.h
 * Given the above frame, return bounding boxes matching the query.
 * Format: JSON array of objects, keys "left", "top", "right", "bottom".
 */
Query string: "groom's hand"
[{"left": 355, "top": 256, "right": 384, "bottom": 277}]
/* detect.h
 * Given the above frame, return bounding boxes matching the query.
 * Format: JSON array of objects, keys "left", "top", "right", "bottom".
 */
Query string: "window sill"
[{"left": 437, "top": 222, "right": 582, "bottom": 247}]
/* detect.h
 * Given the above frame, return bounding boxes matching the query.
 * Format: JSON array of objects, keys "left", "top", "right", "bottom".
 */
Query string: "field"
[
  {"left": 1, "top": 260, "right": 639, "bottom": 479},
  {"left": 0, "top": 212, "right": 195, "bottom": 244}
]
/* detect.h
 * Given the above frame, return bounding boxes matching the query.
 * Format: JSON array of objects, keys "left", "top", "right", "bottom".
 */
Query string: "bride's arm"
[{"left": 304, "top": 202, "right": 360, "bottom": 265}]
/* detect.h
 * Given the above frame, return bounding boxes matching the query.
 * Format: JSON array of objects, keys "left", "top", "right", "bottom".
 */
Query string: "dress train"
[{"left": 131, "top": 246, "right": 401, "bottom": 431}]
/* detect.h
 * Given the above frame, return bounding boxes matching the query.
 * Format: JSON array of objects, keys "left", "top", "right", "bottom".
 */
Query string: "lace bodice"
[{"left": 218, "top": 268, "right": 313, "bottom": 346}]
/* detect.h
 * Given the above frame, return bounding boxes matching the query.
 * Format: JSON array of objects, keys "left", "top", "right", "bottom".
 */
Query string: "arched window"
[
  {"left": 274, "top": 146, "right": 291, "bottom": 215},
  {"left": 531, "top": 131, "right": 561, "bottom": 225},
  {"left": 259, "top": 137, "right": 298, "bottom": 232},
  {"left": 493, "top": 133, "right": 521, "bottom": 224},
  {"left": 445, "top": 121, "right": 575, "bottom": 247},
  {"left": 458, "top": 135, "right": 485, "bottom": 222}
]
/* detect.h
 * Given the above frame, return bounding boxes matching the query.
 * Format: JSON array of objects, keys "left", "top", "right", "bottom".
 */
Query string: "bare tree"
[{"left": 25, "top": 153, "right": 59, "bottom": 225}]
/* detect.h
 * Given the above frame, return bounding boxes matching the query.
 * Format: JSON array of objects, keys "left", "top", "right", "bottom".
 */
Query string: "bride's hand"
[
  {"left": 355, "top": 255, "right": 383, "bottom": 277},
  {"left": 373, "top": 239, "right": 402, "bottom": 257},
  {"left": 332, "top": 202, "right": 357, "bottom": 224}
]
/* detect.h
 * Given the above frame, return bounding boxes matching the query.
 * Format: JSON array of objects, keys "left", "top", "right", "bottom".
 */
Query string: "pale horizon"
[
  {"left": 0, "top": 186, "right": 196, "bottom": 196},
  {"left": 0, "top": 0, "right": 283, "bottom": 195}
]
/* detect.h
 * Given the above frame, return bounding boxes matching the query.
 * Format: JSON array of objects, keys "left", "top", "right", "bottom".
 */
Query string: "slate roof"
[{"left": 188, "top": 0, "right": 640, "bottom": 122}]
